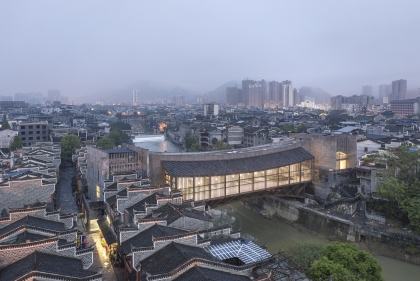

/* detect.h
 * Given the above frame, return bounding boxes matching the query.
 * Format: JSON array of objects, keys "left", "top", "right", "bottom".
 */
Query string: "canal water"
[
  {"left": 135, "top": 137, "right": 420, "bottom": 280},
  {"left": 211, "top": 203, "right": 420, "bottom": 281},
  {"left": 133, "top": 134, "right": 182, "bottom": 152}
]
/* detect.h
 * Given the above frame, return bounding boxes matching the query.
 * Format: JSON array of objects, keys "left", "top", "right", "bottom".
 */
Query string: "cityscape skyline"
[{"left": 1, "top": 1, "right": 420, "bottom": 102}]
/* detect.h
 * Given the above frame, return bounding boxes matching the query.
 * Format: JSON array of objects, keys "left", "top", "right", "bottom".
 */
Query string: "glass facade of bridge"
[{"left": 168, "top": 159, "right": 313, "bottom": 201}]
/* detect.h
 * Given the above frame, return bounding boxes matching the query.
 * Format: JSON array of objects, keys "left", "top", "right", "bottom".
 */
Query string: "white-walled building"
[
  {"left": 204, "top": 103, "right": 219, "bottom": 117},
  {"left": 0, "top": 129, "right": 18, "bottom": 148},
  {"left": 226, "top": 126, "right": 243, "bottom": 146}
]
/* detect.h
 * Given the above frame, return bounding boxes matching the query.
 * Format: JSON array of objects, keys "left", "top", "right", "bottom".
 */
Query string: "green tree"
[
  {"left": 283, "top": 243, "right": 324, "bottom": 274},
  {"left": 184, "top": 132, "right": 199, "bottom": 150},
  {"left": 281, "top": 124, "right": 294, "bottom": 132},
  {"left": 61, "top": 135, "right": 81, "bottom": 158},
  {"left": 109, "top": 120, "right": 131, "bottom": 131},
  {"left": 108, "top": 130, "right": 124, "bottom": 146},
  {"left": 296, "top": 124, "right": 308, "bottom": 133},
  {"left": 96, "top": 138, "right": 115, "bottom": 149},
  {"left": 310, "top": 256, "right": 353, "bottom": 281},
  {"left": 190, "top": 143, "right": 202, "bottom": 152},
  {"left": 0, "top": 122, "right": 11, "bottom": 130},
  {"left": 212, "top": 140, "right": 232, "bottom": 151},
  {"left": 309, "top": 242, "right": 383, "bottom": 281},
  {"left": 9, "top": 135, "right": 23, "bottom": 151},
  {"left": 376, "top": 146, "right": 420, "bottom": 231}
]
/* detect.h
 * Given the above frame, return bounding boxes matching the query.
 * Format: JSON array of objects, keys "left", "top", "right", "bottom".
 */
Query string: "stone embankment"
[{"left": 254, "top": 196, "right": 420, "bottom": 265}]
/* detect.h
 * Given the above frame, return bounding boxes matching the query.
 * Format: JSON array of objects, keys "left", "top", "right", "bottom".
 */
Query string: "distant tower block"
[{"left": 133, "top": 90, "right": 140, "bottom": 105}]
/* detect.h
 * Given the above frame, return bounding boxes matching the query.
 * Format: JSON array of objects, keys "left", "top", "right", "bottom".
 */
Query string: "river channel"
[{"left": 134, "top": 135, "right": 420, "bottom": 280}]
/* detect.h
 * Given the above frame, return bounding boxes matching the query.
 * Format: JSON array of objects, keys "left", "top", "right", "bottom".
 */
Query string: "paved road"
[{"left": 56, "top": 165, "right": 78, "bottom": 215}]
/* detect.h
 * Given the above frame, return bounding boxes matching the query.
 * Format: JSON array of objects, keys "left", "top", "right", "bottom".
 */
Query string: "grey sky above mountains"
[{"left": 1, "top": 0, "right": 420, "bottom": 102}]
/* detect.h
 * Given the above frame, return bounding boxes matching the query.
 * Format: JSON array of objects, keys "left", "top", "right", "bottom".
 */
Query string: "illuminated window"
[
  {"left": 336, "top": 152, "right": 347, "bottom": 170},
  {"left": 266, "top": 168, "right": 278, "bottom": 188},
  {"left": 240, "top": 173, "right": 253, "bottom": 193},
  {"left": 177, "top": 177, "right": 194, "bottom": 200},
  {"left": 301, "top": 160, "right": 312, "bottom": 181},
  {"left": 195, "top": 177, "right": 210, "bottom": 200},
  {"left": 279, "top": 166, "right": 290, "bottom": 185},
  {"left": 254, "top": 171, "right": 266, "bottom": 190},
  {"left": 96, "top": 186, "right": 101, "bottom": 200},
  {"left": 211, "top": 175, "right": 225, "bottom": 198},
  {"left": 290, "top": 163, "right": 301, "bottom": 184},
  {"left": 226, "top": 174, "right": 239, "bottom": 196}
]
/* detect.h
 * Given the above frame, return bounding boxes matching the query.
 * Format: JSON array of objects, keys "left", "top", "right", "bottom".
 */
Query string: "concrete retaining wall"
[{"left": 256, "top": 196, "right": 420, "bottom": 253}]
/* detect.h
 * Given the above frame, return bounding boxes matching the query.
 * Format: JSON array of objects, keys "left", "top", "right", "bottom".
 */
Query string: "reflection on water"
[
  {"left": 213, "top": 202, "right": 420, "bottom": 281},
  {"left": 133, "top": 134, "right": 182, "bottom": 152}
]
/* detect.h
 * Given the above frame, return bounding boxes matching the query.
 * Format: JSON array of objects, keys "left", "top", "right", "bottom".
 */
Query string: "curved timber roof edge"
[{"left": 162, "top": 147, "right": 314, "bottom": 177}]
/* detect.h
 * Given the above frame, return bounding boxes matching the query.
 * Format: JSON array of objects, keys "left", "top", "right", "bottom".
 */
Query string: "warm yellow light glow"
[{"left": 159, "top": 123, "right": 167, "bottom": 132}]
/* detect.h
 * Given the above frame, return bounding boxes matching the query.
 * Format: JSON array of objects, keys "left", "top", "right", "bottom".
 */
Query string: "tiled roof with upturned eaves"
[{"left": 162, "top": 147, "right": 313, "bottom": 177}]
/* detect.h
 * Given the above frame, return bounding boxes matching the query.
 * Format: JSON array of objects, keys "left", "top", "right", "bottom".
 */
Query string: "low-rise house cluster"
[{"left": 0, "top": 141, "right": 102, "bottom": 280}]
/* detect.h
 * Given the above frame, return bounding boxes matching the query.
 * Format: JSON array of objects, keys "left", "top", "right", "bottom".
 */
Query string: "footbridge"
[{"left": 149, "top": 139, "right": 315, "bottom": 208}]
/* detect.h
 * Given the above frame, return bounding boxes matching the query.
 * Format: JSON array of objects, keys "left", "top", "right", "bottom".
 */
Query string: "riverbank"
[
  {"left": 212, "top": 202, "right": 420, "bottom": 281},
  {"left": 252, "top": 196, "right": 420, "bottom": 266}
]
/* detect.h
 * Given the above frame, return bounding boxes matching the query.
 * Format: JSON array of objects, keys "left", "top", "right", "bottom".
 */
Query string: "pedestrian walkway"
[{"left": 77, "top": 216, "right": 123, "bottom": 281}]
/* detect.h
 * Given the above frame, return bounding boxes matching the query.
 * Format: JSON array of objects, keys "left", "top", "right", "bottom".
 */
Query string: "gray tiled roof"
[
  {"left": 162, "top": 147, "right": 314, "bottom": 177},
  {"left": 105, "top": 194, "right": 117, "bottom": 205},
  {"left": 142, "top": 203, "right": 213, "bottom": 224},
  {"left": 121, "top": 224, "right": 187, "bottom": 253},
  {"left": 0, "top": 215, "right": 67, "bottom": 237},
  {"left": 0, "top": 251, "right": 98, "bottom": 280},
  {"left": 173, "top": 266, "right": 252, "bottom": 281},
  {"left": 140, "top": 242, "right": 217, "bottom": 275},
  {"left": 0, "top": 231, "right": 50, "bottom": 245}
]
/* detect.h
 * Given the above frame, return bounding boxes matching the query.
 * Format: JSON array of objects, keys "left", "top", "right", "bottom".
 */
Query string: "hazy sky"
[{"left": 1, "top": 0, "right": 420, "bottom": 101}]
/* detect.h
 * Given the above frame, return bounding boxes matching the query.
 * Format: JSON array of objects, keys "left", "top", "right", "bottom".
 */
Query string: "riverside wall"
[{"left": 255, "top": 196, "right": 420, "bottom": 265}]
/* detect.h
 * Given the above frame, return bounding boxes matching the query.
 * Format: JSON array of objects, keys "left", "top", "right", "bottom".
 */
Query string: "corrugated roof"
[{"left": 162, "top": 147, "right": 313, "bottom": 177}]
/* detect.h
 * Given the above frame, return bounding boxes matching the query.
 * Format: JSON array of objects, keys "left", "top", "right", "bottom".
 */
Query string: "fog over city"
[{"left": 1, "top": 0, "right": 420, "bottom": 103}]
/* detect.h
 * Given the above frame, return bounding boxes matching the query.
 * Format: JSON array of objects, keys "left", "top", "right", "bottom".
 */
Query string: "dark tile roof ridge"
[
  {"left": 173, "top": 242, "right": 190, "bottom": 261},
  {"left": 195, "top": 266, "right": 210, "bottom": 280}
]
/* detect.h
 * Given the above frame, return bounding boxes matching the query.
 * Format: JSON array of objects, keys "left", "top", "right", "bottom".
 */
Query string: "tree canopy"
[
  {"left": 283, "top": 242, "right": 324, "bottom": 275},
  {"left": 309, "top": 242, "right": 383, "bottom": 281},
  {"left": 184, "top": 132, "right": 199, "bottom": 150},
  {"left": 60, "top": 135, "right": 80, "bottom": 158},
  {"left": 9, "top": 135, "right": 23, "bottom": 151},
  {"left": 109, "top": 120, "right": 131, "bottom": 131},
  {"left": 212, "top": 140, "right": 231, "bottom": 151},
  {"left": 375, "top": 145, "right": 420, "bottom": 232},
  {"left": 283, "top": 242, "right": 383, "bottom": 281},
  {"left": 0, "top": 122, "right": 11, "bottom": 131},
  {"left": 189, "top": 143, "right": 202, "bottom": 152},
  {"left": 96, "top": 137, "right": 115, "bottom": 149}
]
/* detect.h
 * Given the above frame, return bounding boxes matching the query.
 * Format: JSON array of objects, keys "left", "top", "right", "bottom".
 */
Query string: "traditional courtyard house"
[
  {"left": 141, "top": 202, "right": 213, "bottom": 231},
  {"left": 0, "top": 251, "right": 103, "bottom": 281},
  {"left": 22, "top": 145, "right": 61, "bottom": 172},
  {"left": 121, "top": 228, "right": 272, "bottom": 281},
  {"left": 117, "top": 207, "right": 271, "bottom": 280},
  {"left": 0, "top": 204, "right": 95, "bottom": 271},
  {"left": 0, "top": 170, "right": 57, "bottom": 209}
]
